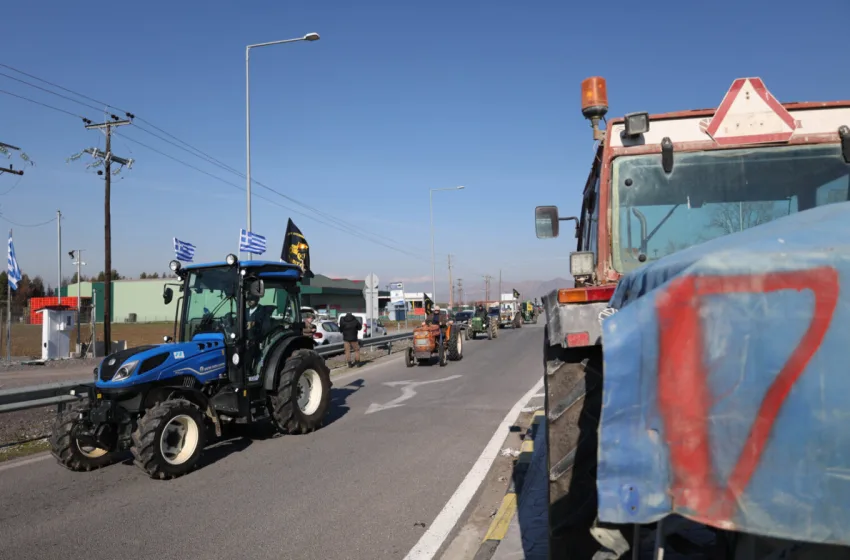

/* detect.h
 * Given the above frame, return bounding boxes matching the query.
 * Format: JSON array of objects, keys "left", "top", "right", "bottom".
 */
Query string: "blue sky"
[{"left": 1, "top": 0, "right": 848, "bottom": 299}]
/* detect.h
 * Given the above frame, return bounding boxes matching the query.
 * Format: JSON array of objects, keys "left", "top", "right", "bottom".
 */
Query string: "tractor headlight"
[
  {"left": 226, "top": 254, "right": 238, "bottom": 266},
  {"left": 169, "top": 260, "right": 181, "bottom": 272},
  {"left": 111, "top": 360, "right": 139, "bottom": 382}
]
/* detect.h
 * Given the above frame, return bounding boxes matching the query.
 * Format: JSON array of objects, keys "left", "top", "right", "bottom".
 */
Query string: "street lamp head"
[{"left": 303, "top": 32, "right": 320, "bottom": 41}]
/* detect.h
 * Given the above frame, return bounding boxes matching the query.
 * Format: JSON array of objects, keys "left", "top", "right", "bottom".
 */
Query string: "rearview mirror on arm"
[
  {"left": 163, "top": 286, "right": 174, "bottom": 305},
  {"left": 535, "top": 206, "right": 560, "bottom": 238}
]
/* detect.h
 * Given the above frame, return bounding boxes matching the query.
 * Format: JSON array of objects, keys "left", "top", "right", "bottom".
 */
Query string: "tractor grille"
[
  {"left": 415, "top": 339, "right": 430, "bottom": 348},
  {"left": 99, "top": 345, "right": 157, "bottom": 381}
]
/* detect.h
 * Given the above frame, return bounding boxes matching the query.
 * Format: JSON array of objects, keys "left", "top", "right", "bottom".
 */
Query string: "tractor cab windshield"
[
  {"left": 180, "top": 267, "right": 301, "bottom": 345},
  {"left": 184, "top": 267, "right": 239, "bottom": 343},
  {"left": 612, "top": 143, "right": 850, "bottom": 273}
]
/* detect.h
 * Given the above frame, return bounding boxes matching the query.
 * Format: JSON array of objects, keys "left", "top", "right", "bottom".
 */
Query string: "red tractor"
[
  {"left": 536, "top": 76, "right": 850, "bottom": 558},
  {"left": 406, "top": 320, "right": 463, "bottom": 367}
]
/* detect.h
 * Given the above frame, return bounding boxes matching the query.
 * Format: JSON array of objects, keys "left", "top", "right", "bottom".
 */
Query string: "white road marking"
[
  {"left": 403, "top": 375, "right": 544, "bottom": 559},
  {"left": 0, "top": 452, "right": 51, "bottom": 473},
  {"left": 365, "top": 375, "right": 462, "bottom": 414}
]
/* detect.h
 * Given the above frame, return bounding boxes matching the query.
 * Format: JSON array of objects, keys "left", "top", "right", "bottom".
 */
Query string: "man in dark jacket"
[{"left": 339, "top": 312, "right": 362, "bottom": 367}]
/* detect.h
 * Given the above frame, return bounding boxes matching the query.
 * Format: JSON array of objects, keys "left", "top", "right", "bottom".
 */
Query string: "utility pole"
[
  {"left": 499, "top": 269, "right": 502, "bottom": 301},
  {"left": 458, "top": 278, "right": 464, "bottom": 308},
  {"left": 447, "top": 254, "right": 453, "bottom": 309},
  {"left": 0, "top": 142, "right": 24, "bottom": 176},
  {"left": 483, "top": 274, "right": 493, "bottom": 304},
  {"left": 82, "top": 115, "right": 134, "bottom": 356},
  {"left": 57, "top": 211, "right": 62, "bottom": 306}
]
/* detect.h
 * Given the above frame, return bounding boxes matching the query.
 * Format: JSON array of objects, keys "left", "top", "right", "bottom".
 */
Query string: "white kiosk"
[{"left": 38, "top": 307, "right": 75, "bottom": 360}]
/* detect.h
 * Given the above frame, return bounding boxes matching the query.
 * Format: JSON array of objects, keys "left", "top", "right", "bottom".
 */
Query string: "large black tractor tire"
[
  {"left": 270, "top": 349, "right": 332, "bottom": 434},
  {"left": 514, "top": 314, "right": 522, "bottom": 328},
  {"left": 447, "top": 326, "right": 463, "bottom": 361},
  {"left": 544, "top": 330, "right": 605, "bottom": 559},
  {"left": 131, "top": 398, "right": 207, "bottom": 480},
  {"left": 489, "top": 318, "right": 498, "bottom": 339},
  {"left": 438, "top": 343, "right": 447, "bottom": 366},
  {"left": 50, "top": 409, "right": 118, "bottom": 472},
  {"left": 405, "top": 347, "right": 415, "bottom": 367}
]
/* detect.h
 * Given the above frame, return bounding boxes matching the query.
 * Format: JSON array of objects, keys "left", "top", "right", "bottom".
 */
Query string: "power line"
[
  {"left": 0, "top": 89, "right": 84, "bottom": 119},
  {"left": 0, "top": 71, "right": 104, "bottom": 116},
  {"left": 0, "top": 215, "right": 56, "bottom": 227},
  {"left": 115, "top": 132, "right": 422, "bottom": 259},
  {"left": 0, "top": 62, "right": 424, "bottom": 258}
]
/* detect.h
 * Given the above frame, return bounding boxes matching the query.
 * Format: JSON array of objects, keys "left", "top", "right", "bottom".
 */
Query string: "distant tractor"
[
  {"left": 521, "top": 300, "right": 538, "bottom": 324},
  {"left": 406, "top": 320, "right": 463, "bottom": 366},
  {"left": 466, "top": 312, "right": 498, "bottom": 340},
  {"left": 50, "top": 255, "right": 331, "bottom": 480}
]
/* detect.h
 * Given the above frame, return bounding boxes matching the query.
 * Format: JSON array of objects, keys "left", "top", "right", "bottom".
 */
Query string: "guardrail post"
[{"left": 387, "top": 341, "right": 392, "bottom": 356}]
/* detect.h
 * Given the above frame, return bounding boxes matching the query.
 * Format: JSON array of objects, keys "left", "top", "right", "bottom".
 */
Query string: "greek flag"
[
  {"left": 173, "top": 237, "right": 196, "bottom": 262},
  {"left": 239, "top": 229, "right": 266, "bottom": 255},
  {"left": 7, "top": 230, "right": 22, "bottom": 291}
]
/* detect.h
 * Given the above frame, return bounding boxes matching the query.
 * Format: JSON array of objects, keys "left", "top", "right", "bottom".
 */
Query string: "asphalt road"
[{"left": 0, "top": 324, "right": 543, "bottom": 560}]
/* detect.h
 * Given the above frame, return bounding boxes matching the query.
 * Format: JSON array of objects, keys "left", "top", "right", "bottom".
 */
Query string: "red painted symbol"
[
  {"left": 656, "top": 267, "right": 839, "bottom": 524},
  {"left": 703, "top": 77, "right": 798, "bottom": 146}
]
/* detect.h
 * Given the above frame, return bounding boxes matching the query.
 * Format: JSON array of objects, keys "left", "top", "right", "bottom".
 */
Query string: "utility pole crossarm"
[{"left": 0, "top": 141, "right": 25, "bottom": 175}]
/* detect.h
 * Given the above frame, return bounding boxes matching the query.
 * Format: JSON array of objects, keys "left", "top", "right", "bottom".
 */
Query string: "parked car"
[
  {"left": 366, "top": 318, "right": 387, "bottom": 338},
  {"left": 313, "top": 320, "right": 344, "bottom": 346}
]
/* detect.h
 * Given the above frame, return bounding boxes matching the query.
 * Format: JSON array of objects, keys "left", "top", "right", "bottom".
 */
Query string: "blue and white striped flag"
[
  {"left": 173, "top": 237, "right": 196, "bottom": 262},
  {"left": 7, "top": 230, "right": 22, "bottom": 291},
  {"left": 239, "top": 229, "right": 266, "bottom": 255}
]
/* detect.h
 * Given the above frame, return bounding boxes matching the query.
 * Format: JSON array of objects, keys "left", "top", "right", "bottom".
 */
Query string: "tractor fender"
[
  {"left": 262, "top": 335, "right": 315, "bottom": 393},
  {"left": 142, "top": 384, "right": 222, "bottom": 438}
]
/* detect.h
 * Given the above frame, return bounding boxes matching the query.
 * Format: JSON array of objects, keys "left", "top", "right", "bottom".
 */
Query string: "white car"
[
  {"left": 365, "top": 318, "right": 387, "bottom": 338},
  {"left": 312, "top": 320, "right": 344, "bottom": 346}
]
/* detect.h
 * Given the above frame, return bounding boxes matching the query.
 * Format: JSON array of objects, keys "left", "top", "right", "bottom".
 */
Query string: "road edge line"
[
  {"left": 472, "top": 410, "right": 544, "bottom": 560},
  {"left": 403, "top": 376, "right": 544, "bottom": 560}
]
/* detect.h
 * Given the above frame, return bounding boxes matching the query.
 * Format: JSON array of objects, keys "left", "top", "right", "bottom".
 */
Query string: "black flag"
[
  {"left": 512, "top": 288, "right": 520, "bottom": 299},
  {"left": 281, "top": 218, "right": 313, "bottom": 278},
  {"left": 424, "top": 295, "right": 433, "bottom": 316}
]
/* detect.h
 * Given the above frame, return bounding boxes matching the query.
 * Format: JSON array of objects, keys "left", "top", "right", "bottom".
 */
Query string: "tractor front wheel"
[
  {"left": 131, "top": 399, "right": 207, "bottom": 480},
  {"left": 50, "top": 410, "right": 118, "bottom": 472},
  {"left": 438, "top": 343, "right": 447, "bottom": 366},
  {"left": 405, "top": 347, "right": 415, "bottom": 367},
  {"left": 270, "top": 349, "right": 332, "bottom": 434}
]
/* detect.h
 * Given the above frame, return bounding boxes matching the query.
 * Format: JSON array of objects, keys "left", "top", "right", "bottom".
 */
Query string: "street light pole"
[
  {"left": 245, "top": 32, "right": 320, "bottom": 257},
  {"left": 429, "top": 186, "right": 465, "bottom": 304}
]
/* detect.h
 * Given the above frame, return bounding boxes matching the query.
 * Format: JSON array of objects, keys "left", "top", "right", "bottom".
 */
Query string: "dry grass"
[{"left": 1, "top": 323, "right": 174, "bottom": 358}]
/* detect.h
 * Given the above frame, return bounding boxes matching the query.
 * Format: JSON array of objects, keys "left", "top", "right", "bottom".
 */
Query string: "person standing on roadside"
[{"left": 339, "top": 312, "right": 362, "bottom": 367}]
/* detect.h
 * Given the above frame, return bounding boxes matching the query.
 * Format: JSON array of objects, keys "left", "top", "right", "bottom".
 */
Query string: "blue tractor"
[{"left": 49, "top": 254, "right": 332, "bottom": 479}]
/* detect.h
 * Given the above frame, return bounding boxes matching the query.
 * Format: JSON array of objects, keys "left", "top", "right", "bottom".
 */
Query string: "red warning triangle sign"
[{"left": 703, "top": 78, "right": 797, "bottom": 145}]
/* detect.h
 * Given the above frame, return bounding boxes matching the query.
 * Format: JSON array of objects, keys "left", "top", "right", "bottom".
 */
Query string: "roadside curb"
[{"left": 473, "top": 410, "right": 544, "bottom": 560}]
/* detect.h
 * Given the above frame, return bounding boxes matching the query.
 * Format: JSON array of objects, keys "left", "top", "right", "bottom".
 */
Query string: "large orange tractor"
[{"left": 406, "top": 318, "right": 463, "bottom": 367}]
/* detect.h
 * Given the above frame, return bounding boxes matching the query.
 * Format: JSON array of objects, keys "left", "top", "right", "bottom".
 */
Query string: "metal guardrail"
[{"left": 0, "top": 332, "right": 413, "bottom": 416}]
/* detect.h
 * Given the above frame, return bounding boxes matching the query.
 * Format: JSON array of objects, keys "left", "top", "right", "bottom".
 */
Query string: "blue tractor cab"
[{"left": 50, "top": 254, "right": 332, "bottom": 480}]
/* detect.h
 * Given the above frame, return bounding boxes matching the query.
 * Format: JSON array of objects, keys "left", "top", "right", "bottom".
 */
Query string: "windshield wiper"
[{"left": 632, "top": 204, "right": 680, "bottom": 259}]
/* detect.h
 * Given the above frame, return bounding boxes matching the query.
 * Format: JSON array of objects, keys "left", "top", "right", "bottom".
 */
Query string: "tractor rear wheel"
[
  {"left": 50, "top": 409, "right": 118, "bottom": 472},
  {"left": 544, "top": 330, "right": 604, "bottom": 558},
  {"left": 131, "top": 398, "right": 206, "bottom": 480},
  {"left": 489, "top": 318, "right": 498, "bottom": 339},
  {"left": 447, "top": 326, "right": 463, "bottom": 361},
  {"left": 270, "top": 349, "right": 332, "bottom": 434}
]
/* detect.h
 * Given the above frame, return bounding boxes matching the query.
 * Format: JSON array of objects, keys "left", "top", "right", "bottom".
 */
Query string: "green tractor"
[
  {"left": 521, "top": 300, "right": 538, "bottom": 324},
  {"left": 465, "top": 307, "right": 498, "bottom": 340}
]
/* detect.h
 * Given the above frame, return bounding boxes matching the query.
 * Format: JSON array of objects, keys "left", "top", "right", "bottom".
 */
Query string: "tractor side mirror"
[
  {"left": 535, "top": 206, "right": 560, "bottom": 238},
  {"left": 247, "top": 278, "right": 265, "bottom": 298},
  {"left": 163, "top": 286, "right": 174, "bottom": 305}
]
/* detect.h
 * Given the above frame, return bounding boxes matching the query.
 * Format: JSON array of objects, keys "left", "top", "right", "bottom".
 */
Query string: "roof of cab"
[{"left": 184, "top": 260, "right": 303, "bottom": 278}]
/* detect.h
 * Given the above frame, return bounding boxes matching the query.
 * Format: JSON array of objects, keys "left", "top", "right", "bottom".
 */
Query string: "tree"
[
  {"left": 139, "top": 272, "right": 148, "bottom": 279},
  {"left": 150, "top": 272, "right": 159, "bottom": 279},
  {"left": 710, "top": 202, "right": 775, "bottom": 235},
  {"left": 95, "top": 270, "right": 123, "bottom": 282}
]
